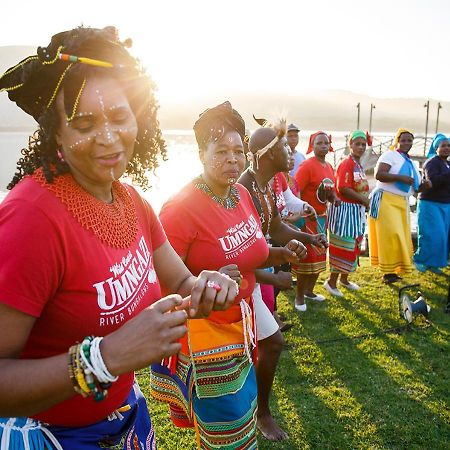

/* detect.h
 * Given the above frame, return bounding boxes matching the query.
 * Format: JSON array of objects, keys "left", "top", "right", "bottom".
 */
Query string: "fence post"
[{"left": 424, "top": 100, "right": 430, "bottom": 156}]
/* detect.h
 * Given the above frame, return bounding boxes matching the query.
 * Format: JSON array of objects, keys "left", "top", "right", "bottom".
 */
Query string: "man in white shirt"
[{"left": 287, "top": 123, "right": 306, "bottom": 177}]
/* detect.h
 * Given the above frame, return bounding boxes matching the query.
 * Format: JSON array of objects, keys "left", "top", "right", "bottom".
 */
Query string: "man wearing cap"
[{"left": 287, "top": 123, "right": 306, "bottom": 177}]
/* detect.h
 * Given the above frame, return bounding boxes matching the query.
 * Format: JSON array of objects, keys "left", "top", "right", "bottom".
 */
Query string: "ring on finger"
[{"left": 206, "top": 280, "right": 221, "bottom": 292}]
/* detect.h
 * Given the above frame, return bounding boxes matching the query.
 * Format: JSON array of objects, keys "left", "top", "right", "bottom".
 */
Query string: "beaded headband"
[
  {"left": 0, "top": 26, "right": 139, "bottom": 122},
  {"left": 247, "top": 115, "right": 287, "bottom": 169}
]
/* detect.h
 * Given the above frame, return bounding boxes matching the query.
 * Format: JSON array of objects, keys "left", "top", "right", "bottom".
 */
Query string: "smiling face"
[
  {"left": 397, "top": 132, "right": 414, "bottom": 153},
  {"left": 350, "top": 137, "right": 367, "bottom": 160},
  {"left": 55, "top": 75, "right": 138, "bottom": 200},
  {"left": 437, "top": 139, "right": 450, "bottom": 159},
  {"left": 201, "top": 130, "right": 245, "bottom": 195}
]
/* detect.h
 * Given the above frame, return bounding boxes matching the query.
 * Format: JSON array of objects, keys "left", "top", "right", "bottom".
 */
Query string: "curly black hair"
[{"left": 4, "top": 26, "right": 167, "bottom": 190}]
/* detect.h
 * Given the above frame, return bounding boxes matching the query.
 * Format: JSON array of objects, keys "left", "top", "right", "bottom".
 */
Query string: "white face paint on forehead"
[{"left": 64, "top": 86, "right": 137, "bottom": 152}]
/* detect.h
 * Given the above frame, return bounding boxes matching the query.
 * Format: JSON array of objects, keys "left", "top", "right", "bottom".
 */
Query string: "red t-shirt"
[
  {"left": 271, "top": 172, "right": 288, "bottom": 214},
  {"left": 294, "top": 157, "right": 336, "bottom": 215},
  {"left": 160, "top": 182, "right": 269, "bottom": 324},
  {"left": 335, "top": 156, "right": 369, "bottom": 203},
  {"left": 0, "top": 176, "right": 166, "bottom": 426}
]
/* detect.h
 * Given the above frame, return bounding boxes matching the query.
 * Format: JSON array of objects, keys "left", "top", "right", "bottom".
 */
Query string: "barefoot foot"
[{"left": 257, "top": 412, "right": 289, "bottom": 441}]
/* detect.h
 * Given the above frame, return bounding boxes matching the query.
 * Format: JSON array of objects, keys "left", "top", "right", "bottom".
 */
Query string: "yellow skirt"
[{"left": 368, "top": 191, "right": 413, "bottom": 274}]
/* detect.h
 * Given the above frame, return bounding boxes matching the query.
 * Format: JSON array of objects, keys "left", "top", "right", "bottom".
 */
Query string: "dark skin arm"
[
  {"left": 255, "top": 269, "right": 292, "bottom": 290},
  {"left": 269, "top": 214, "right": 327, "bottom": 248},
  {"left": 0, "top": 242, "right": 237, "bottom": 417},
  {"left": 340, "top": 187, "right": 369, "bottom": 207},
  {"left": 375, "top": 162, "right": 414, "bottom": 184},
  {"left": 376, "top": 162, "right": 431, "bottom": 192}
]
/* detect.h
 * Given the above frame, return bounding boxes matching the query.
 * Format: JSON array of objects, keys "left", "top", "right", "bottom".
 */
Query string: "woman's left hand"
[
  {"left": 312, "top": 233, "right": 328, "bottom": 248},
  {"left": 282, "top": 239, "right": 308, "bottom": 263},
  {"left": 219, "top": 264, "right": 242, "bottom": 286},
  {"left": 303, "top": 203, "right": 316, "bottom": 217},
  {"left": 185, "top": 271, "right": 239, "bottom": 318}
]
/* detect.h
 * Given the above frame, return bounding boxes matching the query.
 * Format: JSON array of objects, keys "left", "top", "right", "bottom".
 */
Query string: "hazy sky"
[{"left": 1, "top": 0, "right": 449, "bottom": 104}]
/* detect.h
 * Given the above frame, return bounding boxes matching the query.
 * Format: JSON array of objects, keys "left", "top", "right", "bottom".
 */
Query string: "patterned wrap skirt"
[
  {"left": 328, "top": 201, "right": 366, "bottom": 274},
  {"left": 291, "top": 215, "right": 327, "bottom": 275},
  {"left": 150, "top": 298, "right": 258, "bottom": 450},
  {"left": 0, "top": 383, "right": 156, "bottom": 450}
]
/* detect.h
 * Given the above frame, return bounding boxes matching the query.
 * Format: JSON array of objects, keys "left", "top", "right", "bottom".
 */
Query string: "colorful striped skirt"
[
  {"left": 292, "top": 215, "right": 327, "bottom": 275},
  {"left": 368, "top": 190, "right": 413, "bottom": 274},
  {"left": 0, "top": 383, "right": 156, "bottom": 450},
  {"left": 328, "top": 202, "right": 366, "bottom": 274},
  {"left": 150, "top": 299, "right": 257, "bottom": 449},
  {"left": 414, "top": 199, "right": 450, "bottom": 269}
]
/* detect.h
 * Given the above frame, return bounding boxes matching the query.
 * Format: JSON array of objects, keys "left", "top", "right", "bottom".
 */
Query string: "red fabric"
[
  {"left": 335, "top": 156, "right": 369, "bottom": 203},
  {"left": 291, "top": 216, "right": 327, "bottom": 272},
  {"left": 271, "top": 172, "right": 288, "bottom": 214},
  {"left": 0, "top": 176, "right": 166, "bottom": 427},
  {"left": 306, "top": 131, "right": 334, "bottom": 154},
  {"left": 160, "top": 182, "right": 269, "bottom": 324},
  {"left": 294, "top": 157, "right": 336, "bottom": 215},
  {"left": 259, "top": 283, "right": 275, "bottom": 313}
]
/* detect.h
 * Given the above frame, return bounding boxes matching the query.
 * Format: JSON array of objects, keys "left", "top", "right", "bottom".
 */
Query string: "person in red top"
[
  {"left": 293, "top": 131, "right": 341, "bottom": 311},
  {"left": 150, "top": 102, "right": 306, "bottom": 449},
  {"left": 324, "top": 131, "right": 371, "bottom": 297},
  {"left": 0, "top": 27, "right": 237, "bottom": 449}
]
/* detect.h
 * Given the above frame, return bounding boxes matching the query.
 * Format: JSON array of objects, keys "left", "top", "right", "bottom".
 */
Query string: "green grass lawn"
[{"left": 138, "top": 258, "right": 450, "bottom": 449}]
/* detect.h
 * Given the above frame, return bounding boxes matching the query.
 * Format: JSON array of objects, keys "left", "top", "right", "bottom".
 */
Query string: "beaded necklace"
[
  {"left": 194, "top": 176, "right": 240, "bottom": 209},
  {"left": 248, "top": 170, "right": 274, "bottom": 236},
  {"left": 31, "top": 168, "right": 138, "bottom": 248}
]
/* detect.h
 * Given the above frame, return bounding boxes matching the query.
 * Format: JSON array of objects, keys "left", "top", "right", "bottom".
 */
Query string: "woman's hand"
[
  {"left": 273, "top": 271, "right": 293, "bottom": 290},
  {"left": 420, "top": 179, "right": 432, "bottom": 190},
  {"left": 303, "top": 203, "right": 316, "bottom": 217},
  {"left": 362, "top": 196, "right": 370, "bottom": 208},
  {"left": 397, "top": 175, "right": 414, "bottom": 185},
  {"left": 312, "top": 233, "right": 328, "bottom": 249},
  {"left": 219, "top": 264, "right": 242, "bottom": 286},
  {"left": 333, "top": 197, "right": 342, "bottom": 207},
  {"left": 101, "top": 295, "right": 188, "bottom": 376},
  {"left": 188, "top": 270, "right": 239, "bottom": 318},
  {"left": 282, "top": 239, "right": 307, "bottom": 263}
]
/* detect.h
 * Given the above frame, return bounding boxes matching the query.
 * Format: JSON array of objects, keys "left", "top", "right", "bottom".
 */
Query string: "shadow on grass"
[{"left": 273, "top": 286, "right": 450, "bottom": 449}]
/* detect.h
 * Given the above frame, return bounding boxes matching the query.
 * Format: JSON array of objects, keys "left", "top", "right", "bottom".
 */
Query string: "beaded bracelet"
[
  {"left": 67, "top": 344, "right": 88, "bottom": 397},
  {"left": 67, "top": 335, "right": 118, "bottom": 402}
]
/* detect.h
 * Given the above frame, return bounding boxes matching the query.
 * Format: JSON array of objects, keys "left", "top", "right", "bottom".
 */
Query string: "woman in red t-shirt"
[
  {"left": 151, "top": 102, "right": 305, "bottom": 449},
  {"left": 324, "top": 131, "right": 370, "bottom": 297},
  {"left": 0, "top": 27, "right": 238, "bottom": 449},
  {"left": 293, "top": 132, "right": 341, "bottom": 311}
]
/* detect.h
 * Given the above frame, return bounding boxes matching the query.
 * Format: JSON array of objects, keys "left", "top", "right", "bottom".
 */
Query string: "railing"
[{"left": 331, "top": 135, "right": 435, "bottom": 171}]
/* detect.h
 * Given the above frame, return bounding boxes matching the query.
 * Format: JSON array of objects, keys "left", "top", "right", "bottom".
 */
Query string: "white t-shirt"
[
  {"left": 374, "top": 150, "right": 418, "bottom": 197},
  {"left": 290, "top": 150, "right": 306, "bottom": 177}
]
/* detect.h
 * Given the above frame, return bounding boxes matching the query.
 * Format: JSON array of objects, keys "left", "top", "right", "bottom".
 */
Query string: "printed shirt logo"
[
  {"left": 93, "top": 236, "right": 157, "bottom": 326},
  {"left": 274, "top": 190, "right": 286, "bottom": 213},
  {"left": 218, "top": 214, "right": 264, "bottom": 260}
]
